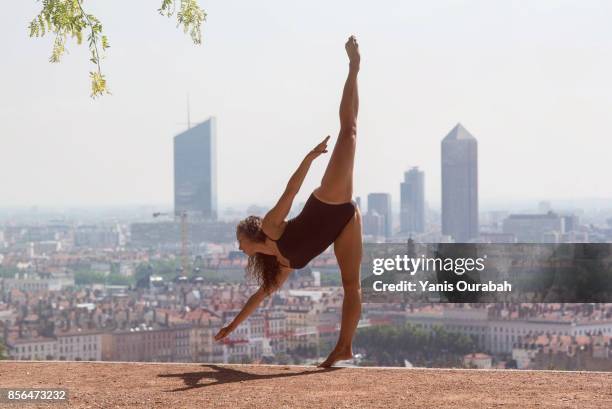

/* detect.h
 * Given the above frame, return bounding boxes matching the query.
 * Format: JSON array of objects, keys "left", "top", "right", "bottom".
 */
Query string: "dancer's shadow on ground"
[{"left": 158, "top": 364, "right": 342, "bottom": 392}]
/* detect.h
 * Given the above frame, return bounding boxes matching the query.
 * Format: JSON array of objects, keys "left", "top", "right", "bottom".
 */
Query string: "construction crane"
[{"left": 153, "top": 211, "right": 190, "bottom": 275}]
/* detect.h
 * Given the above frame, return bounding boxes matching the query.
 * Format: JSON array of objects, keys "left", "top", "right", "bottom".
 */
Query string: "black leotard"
[{"left": 269, "top": 193, "right": 357, "bottom": 269}]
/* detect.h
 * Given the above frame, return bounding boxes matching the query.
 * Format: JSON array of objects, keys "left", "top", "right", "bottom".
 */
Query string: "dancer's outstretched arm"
[
  {"left": 214, "top": 266, "right": 292, "bottom": 341},
  {"left": 262, "top": 136, "right": 330, "bottom": 236}
]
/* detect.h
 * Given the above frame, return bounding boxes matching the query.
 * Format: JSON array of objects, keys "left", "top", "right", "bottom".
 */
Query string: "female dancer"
[{"left": 215, "top": 35, "right": 362, "bottom": 368}]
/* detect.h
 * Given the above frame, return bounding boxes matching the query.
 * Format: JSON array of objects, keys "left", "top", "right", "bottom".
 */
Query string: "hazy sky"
[{"left": 2, "top": 0, "right": 612, "bottom": 209}]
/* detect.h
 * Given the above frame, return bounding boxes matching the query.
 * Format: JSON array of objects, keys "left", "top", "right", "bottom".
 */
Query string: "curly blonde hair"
[{"left": 236, "top": 215, "right": 281, "bottom": 295}]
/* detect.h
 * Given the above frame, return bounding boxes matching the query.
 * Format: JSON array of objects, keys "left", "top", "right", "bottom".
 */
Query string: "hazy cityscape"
[{"left": 2, "top": 116, "right": 612, "bottom": 370}]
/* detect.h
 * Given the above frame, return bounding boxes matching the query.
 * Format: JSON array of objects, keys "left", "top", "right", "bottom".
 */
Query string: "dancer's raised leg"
[{"left": 314, "top": 35, "right": 360, "bottom": 204}]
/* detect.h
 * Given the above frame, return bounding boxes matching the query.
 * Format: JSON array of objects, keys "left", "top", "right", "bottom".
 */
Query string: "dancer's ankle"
[{"left": 335, "top": 343, "right": 353, "bottom": 353}]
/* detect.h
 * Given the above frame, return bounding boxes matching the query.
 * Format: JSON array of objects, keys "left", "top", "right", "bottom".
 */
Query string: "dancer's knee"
[
  {"left": 339, "top": 125, "right": 357, "bottom": 140},
  {"left": 342, "top": 276, "right": 362, "bottom": 292}
]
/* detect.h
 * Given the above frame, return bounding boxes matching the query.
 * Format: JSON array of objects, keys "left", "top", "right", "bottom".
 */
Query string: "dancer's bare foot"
[
  {"left": 345, "top": 35, "right": 360, "bottom": 69},
  {"left": 317, "top": 345, "right": 354, "bottom": 368}
]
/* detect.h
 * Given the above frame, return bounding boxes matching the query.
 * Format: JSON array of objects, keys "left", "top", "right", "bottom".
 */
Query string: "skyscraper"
[
  {"left": 400, "top": 167, "right": 425, "bottom": 234},
  {"left": 174, "top": 117, "right": 218, "bottom": 221},
  {"left": 367, "top": 193, "right": 392, "bottom": 237},
  {"left": 362, "top": 210, "right": 385, "bottom": 237},
  {"left": 441, "top": 123, "right": 478, "bottom": 242}
]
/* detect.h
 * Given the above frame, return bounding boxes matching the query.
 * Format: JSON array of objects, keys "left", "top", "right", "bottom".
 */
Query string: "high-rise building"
[
  {"left": 400, "top": 167, "right": 425, "bottom": 234},
  {"left": 174, "top": 117, "right": 218, "bottom": 221},
  {"left": 561, "top": 214, "right": 579, "bottom": 232},
  {"left": 362, "top": 210, "right": 385, "bottom": 238},
  {"left": 441, "top": 123, "right": 478, "bottom": 242},
  {"left": 367, "top": 193, "right": 392, "bottom": 237}
]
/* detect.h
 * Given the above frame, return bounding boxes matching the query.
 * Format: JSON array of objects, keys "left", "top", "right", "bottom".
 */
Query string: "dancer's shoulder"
[{"left": 262, "top": 218, "right": 287, "bottom": 241}]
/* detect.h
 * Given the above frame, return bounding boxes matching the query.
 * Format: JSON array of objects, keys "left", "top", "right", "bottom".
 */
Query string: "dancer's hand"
[
  {"left": 214, "top": 324, "right": 235, "bottom": 342},
  {"left": 308, "top": 135, "right": 330, "bottom": 160}
]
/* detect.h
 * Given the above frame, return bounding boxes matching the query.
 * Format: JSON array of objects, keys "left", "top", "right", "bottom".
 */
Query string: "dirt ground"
[{"left": 0, "top": 361, "right": 611, "bottom": 408}]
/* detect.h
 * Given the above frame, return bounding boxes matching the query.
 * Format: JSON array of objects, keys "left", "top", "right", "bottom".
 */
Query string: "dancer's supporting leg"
[
  {"left": 317, "top": 35, "right": 362, "bottom": 368},
  {"left": 316, "top": 206, "right": 363, "bottom": 368}
]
